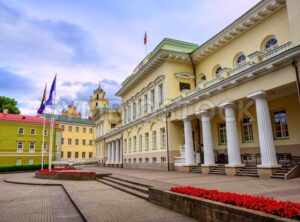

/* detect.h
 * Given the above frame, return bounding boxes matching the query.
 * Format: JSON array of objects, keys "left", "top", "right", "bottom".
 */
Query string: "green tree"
[{"left": 0, "top": 96, "right": 20, "bottom": 114}]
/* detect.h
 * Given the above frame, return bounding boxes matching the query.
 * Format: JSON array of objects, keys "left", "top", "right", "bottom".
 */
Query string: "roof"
[
  {"left": 45, "top": 114, "right": 94, "bottom": 126},
  {"left": 0, "top": 113, "right": 51, "bottom": 125}
]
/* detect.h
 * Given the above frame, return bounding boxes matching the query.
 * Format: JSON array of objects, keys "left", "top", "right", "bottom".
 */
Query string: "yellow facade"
[{"left": 94, "top": 0, "right": 300, "bottom": 174}]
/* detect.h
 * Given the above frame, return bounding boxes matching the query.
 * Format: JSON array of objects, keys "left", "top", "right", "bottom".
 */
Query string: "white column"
[
  {"left": 107, "top": 142, "right": 111, "bottom": 164},
  {"left": 196, "top": 110, "right": 215, "bottom": 166},
  {"left": 247, "top": 91, "right": 279, "bottom": 167},
  {"left": 181, "top": 117, "right": 195, "bottom": 165},
  {"left": 219, "top": 101, "right": 243, "bottom": 166},
  {"left": 111, "top": 141, "right": 115, "bottom": 164},
  {"left": 119, "top": 139, "right": 123, "bottom": 164},
  {"left": 116, "top": 140, "right": 120, "bottom": 165}
]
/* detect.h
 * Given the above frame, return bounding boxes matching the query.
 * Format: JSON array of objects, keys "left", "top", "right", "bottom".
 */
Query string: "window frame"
[
  {"left": 218, "top": 123, "right": 227, "bottom": 145},
  {"left": 18, "top": 128, "right": 24, "bottom": 135},
  {"left": 241, "top": 117, "right": 254, "bottom": 143},
  {"left": 272, "top": 109, "right": 289, "bottom": 140}
]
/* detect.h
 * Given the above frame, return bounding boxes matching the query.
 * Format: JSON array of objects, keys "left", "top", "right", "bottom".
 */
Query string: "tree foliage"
[{"left": 0, "top": 96, "right": 21, "bottom": 114}]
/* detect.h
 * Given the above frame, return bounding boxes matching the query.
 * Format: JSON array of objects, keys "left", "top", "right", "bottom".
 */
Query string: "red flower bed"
[
  {"left": 37, "top": 168, "right": 96, "bottom": 175},
  {"left": 170, "top": 186, "right": 300, "bottom": 220}
]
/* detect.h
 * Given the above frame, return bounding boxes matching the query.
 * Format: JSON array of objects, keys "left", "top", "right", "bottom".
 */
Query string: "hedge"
[{"left": 0, "top": 164, "right": 52, "bottom": 172}]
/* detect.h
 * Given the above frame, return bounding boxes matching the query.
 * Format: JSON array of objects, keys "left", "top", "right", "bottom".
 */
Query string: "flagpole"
[
  {"left": 49, "top": 75, "right": 57, "bottom": 172},
  {"left": 41, "top": 112, "right": 46, "bottom": 170}
]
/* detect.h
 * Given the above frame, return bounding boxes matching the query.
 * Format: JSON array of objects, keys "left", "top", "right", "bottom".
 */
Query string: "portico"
[{"left": 106, "top": 138, "right": 123, "bottom": 167}]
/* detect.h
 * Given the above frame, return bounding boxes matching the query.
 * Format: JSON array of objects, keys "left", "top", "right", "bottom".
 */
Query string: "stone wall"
[{"left": 148, "top": 187, "right": 293, "bottom": 222}]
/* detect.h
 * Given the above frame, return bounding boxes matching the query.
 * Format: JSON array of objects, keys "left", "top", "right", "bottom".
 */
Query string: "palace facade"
[{"left": 93, "top": 0, "right": 300, "bottom": 178}]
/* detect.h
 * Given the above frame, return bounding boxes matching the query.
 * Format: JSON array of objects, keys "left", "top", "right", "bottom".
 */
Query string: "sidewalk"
[{"left": 85, "top": 166, "right": 300, "bottom": 203}]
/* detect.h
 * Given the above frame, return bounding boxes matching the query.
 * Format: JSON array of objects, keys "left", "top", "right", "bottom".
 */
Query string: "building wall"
[
  {"left": 60, "top": 122, "right": 95, "bottom": 160},
  {"left": 0, "top": 121, "right": 56, "bottom": 166},
  {"left": 194, "top": 7, "right": 291, "bottom": 82}
]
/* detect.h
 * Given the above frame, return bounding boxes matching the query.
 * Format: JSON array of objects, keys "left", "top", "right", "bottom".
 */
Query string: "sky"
[{"left": 0, "top": 0, "right": 260, "bottom": 117}]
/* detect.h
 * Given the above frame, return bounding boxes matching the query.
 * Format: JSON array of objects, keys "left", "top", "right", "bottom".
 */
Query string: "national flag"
[
  {"left": 144, "top": 31, "right": 147, "bottom": 45},
  {"left": 45, "top": 75, "right": 56, "bottom": 106},
  {"left": 37, "top": 84, "right": 47, "bottom": 114}
]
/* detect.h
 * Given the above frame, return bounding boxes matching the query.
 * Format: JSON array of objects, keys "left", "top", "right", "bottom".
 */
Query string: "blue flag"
[{"left": 45, "top": 75, "right": 56, "bottom": 106}]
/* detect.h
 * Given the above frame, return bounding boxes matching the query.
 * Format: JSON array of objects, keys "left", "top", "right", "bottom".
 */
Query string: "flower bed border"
[
  {"left": 148, "top": 187, "right": 296, "bottom": 222},
  {"left": 35, "top": 168, "right": 97, "bottom": 181}
]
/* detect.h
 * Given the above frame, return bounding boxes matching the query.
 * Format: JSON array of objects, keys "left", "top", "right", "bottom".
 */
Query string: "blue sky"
[{"left": 0, "top": 0, "right": 259, "bottom": 116}]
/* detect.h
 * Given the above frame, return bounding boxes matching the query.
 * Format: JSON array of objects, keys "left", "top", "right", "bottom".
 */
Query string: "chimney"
[{"left": 3, "top": 109, "right": 8, "bottom": 114}]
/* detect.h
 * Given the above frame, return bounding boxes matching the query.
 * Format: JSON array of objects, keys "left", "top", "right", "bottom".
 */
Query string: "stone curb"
[{"left": 3, "top": 178, "right": 96, "bottom": 222}]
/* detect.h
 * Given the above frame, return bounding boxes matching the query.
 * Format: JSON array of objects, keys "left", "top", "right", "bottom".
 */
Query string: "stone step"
[
  {"left": 209, "top": 172, "right": 226, "bottom": 175},
  {"left": 235, "top": 173, "right": 259, "bottom": 177},
  {"left": 237, "top": 171, "right": 258, "bottom": 174},
  {"left": 101, "top": 177, "right": 149, "bottom": 194},
  {"left": 270, "top": 175, "right": 285, "bottom": 179},
  {"left": 239, "top": 169, "right": 258, "bottom": 172},
  {"left": 107, "top": 176, "right": 151, "bottom": 188},
  {"left": 97, "top": 178, "right": 149, "bottom": 200}
]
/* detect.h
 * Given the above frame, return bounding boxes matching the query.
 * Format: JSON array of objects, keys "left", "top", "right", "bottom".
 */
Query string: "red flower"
[{"left": 169, "top": 186, "right": 300, "bottom": 220}]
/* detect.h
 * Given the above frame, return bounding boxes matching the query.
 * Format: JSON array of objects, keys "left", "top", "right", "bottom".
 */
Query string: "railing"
[
  {"left": 261, "top": 41, "right": 293, "bottom": 61},
  {"left": 229, "top": 61, "right": 253, "bottom": 75},
  {"left": 203, "top": 75, "right": 224, "bottom": 88}
]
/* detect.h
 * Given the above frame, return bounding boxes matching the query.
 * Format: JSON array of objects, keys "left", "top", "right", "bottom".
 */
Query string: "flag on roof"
[
  {"left": 37, "top": 84, "right": 47, "bottom": 114},
  {"left": 144, "top": 31, "right": 147, "bottom": 45}
]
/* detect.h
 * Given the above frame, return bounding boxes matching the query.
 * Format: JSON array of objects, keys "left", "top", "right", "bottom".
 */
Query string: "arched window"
[
  {"left": 214, "top": 66, "right": 222, "bottom": 77},
  {"left": 263, "top": 36, "right": 278, "bottom": 51},
  {"left": 96, "top": 94, "right": 99, "bottom": 100},
  {"left": 197, "top": 73, "right": 206, "bottom": 81},
  {"left": 96, "top": 102, "right": 98, "bottom": 107},
  {"left": 236, "top": 54, "right": 246, "bottom": 66},
  {"left": 201, "top": 75, "right": 206, "bottom": 81}
]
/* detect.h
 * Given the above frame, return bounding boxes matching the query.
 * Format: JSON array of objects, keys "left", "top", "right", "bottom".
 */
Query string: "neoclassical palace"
[{"left": 92, "top": 0, "right": 300, "bottom": 178}]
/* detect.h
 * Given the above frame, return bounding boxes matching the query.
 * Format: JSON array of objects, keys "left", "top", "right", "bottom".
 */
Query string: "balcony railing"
[
  {"left": 229, "top": 61, "right": 253, "bottom": 75},
  {"left": 204, "top": 75, "right": 224, "bottom": 88},
  {"left": 261, "top": 41, "right": 292, "bottom": 61}
]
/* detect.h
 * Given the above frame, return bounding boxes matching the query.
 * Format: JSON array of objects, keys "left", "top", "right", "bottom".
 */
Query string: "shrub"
[
  {"left": 170, "top": 186, "right": 300, "bottom": 220},
  {"left": 0, "top": 164, "right": 51, "bottom": 172}
]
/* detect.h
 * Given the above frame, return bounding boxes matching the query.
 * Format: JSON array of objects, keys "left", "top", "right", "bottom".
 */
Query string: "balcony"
[
  {"left": 261, "top": 41, "right": 292, "bottom": 61},
  {"left": 229, "top": 61, "right": 253, "bottom": 75}
]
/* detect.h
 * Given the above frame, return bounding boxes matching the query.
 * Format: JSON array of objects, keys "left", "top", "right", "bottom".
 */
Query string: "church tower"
[{"left": 89, "top": 85, "right": 109, "bottom": 117}]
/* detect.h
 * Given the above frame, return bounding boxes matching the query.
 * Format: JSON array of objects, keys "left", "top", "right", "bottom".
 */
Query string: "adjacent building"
[
  {"left": 47, "top": 104, "right": 95, "bottom": 163},
  {"left": 0, "top": 110, "right": 60, "bottom": 166},
  {"left": 94, "top": 0, "right": 300, "bottom": 178}
]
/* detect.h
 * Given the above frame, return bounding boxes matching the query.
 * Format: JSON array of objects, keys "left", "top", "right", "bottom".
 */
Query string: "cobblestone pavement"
[
  {"left": 1, "top": 173, "right": 196, "bottom": 222},
  {"left": 85, "top": 166, "right": 300, "bottom": 203},
  {"left": 0, "top": 175, "right": 83, "bottom": 222}
]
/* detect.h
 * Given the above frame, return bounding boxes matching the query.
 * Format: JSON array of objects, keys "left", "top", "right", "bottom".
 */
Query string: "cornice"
[
  {"left": 96, "top": 45, "right": 300, "bottom": 141},
  {"left": 191, "top": 0, "right": 286, "bottom": 63}
]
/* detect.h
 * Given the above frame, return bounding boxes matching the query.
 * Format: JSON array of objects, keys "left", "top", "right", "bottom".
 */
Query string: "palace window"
[
  {"left": 138, "top": 99, "right": 142, "bottom": 116},
  {"left": 241, "top": 118, "right": 254, "bottom": 142},
  {"left": 17, "top": 142, "right": 24, "bottom": 150},
  {"left": 68, "top": 138, "right": 72, "bottom": 145},
  {"left": 128, "top": 138, "right": 132, "bottom": 153},
  {"left": 44, "top": 130, "right": 48, "bottom": 136},
  {"left": 133, "top": 102, "right": 136, "bottom": 119},
  {"left": 29, "top": 142, "right": 35, "bottom": 151},
  {"left": 82, "top": 152, "right": 86, "bottom": 159},
  {"left": 139, "top": 158, "right": 142, "bottom": 163},
  {"left": 273, "top": 110, "right": 289, "bottom": 139},
  {"left": 75, "top": 152, "right": 79, "bottom": 158},
  {"left": 133, "top": 136, "right": 137, "bottom": 152},
  {"left": 124, "top": 139, "right": 127, "bottom": 153},
  {"left": 82, "top": 139, "right": 86, "bottom": 146},
  {"left": 61, "top": 138, "right": 64, "bottom": 145},
  {"left": 264, "top": 37, "right": 278, "bottom": 51},
  {"left": 89, "top": 128, "right": 93, "bottom": 134},
  {"left": 161, "top": 157, "right": 166, "bottom": 163},
  {"left": 18, "top": 128, "right": 24, "bottom": 135},
  {"left": 30, "top": 129, "right": 36, "bottom": 135},
  {"left": 145, "top": 157, "right": 149, "bottom": 163},
  {"left": 29, "top": 158, "right": 34, "bottom": 165},
  {"left": 236, "top": 54, "right": 246, "bottom": 66},
  {"left": 61, "top": 125, "right": 65, "bottom": 130},
  {"left": 89, "top": 152, "right": 92, "bottom": 158},
  {"left": 144, "top": 94, "right": 148, "bottom": 114},
  {"left": 218, "top": 123, "right": 227, "bottom": 145},
  {"left": 127, "top": 105, "right": 131, "bottom": 122},
  {"left": 152, "top": 157, "right": 157, "bottom": 163},
  {"left": 61, "top": 152, "right": 64, "bottom": 158},
  {"left": 89, "top": 140, "right": 92, "bottom": 146},
  {"left": 16, "top": 158, "right": 22, "bottom": 165},
  {"left": 124, "top": 108, "right": 127, "bottom": 124},
  {"left": 145, "top": 133, "right": 149, "bottom": 151},
  {"left": 158, "top": 84, "right": 164, "bottom": 105},
  {"left": 215, "top": 66, "right": 222, "bottom": 77},
  {"left": 68, "top": 126, "right": 72, "bottom": 132},
  {"left": 151, "top": 89, "right": 155, "bottom": 111},
  {"left": 138, "top": 135, "right": 142, "bottom": 151},
  {"left": 83, "top": 127, "right": 86, "bottom": 133},
  {"left": 67, "top": 152, "right": 71, "bottom": 158},
  {"left": 75, "top": 139, "right": 79, "bottom": 145},
  {"left": 160, "top": 128, "right": 166, "bottom": 149},
  {"left": 43, "top": 142, "right": 47, "bottom": 151},
  {"left": 179, "top": 82, "right": 190, "bottom": 91},
  {"left": 76, "top": 127, "right": 79, "bottom": 132},
  {"left": 152, "top": 131, "right": 157, "bottom": 150}
]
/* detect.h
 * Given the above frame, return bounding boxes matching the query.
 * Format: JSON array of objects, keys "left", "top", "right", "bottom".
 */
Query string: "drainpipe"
[
  {"left": 188, "top": 53, "right": 202, "bottom": 157},
  {"left": 165, "top": 112, "right": 171, "bottom": 171},
  {"left": 292, "top": 60, "right": 300, "bottom": 103}
]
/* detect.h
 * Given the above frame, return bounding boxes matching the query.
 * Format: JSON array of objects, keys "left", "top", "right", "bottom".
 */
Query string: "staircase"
[
  {"left": 235, "top": 165, "right": 258, "bottom": 177},
  {"left": 97, "top": 175, "right": 150, "bottom": 200},
  {"left": 271, "top": 164, "right": 294, "bottom": 179},
  {"left": 209, "top": 164, "right": 225, "bottom": 175},
  {"left": 191, "top": 165, "right": 202, "bottom": 173}
]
